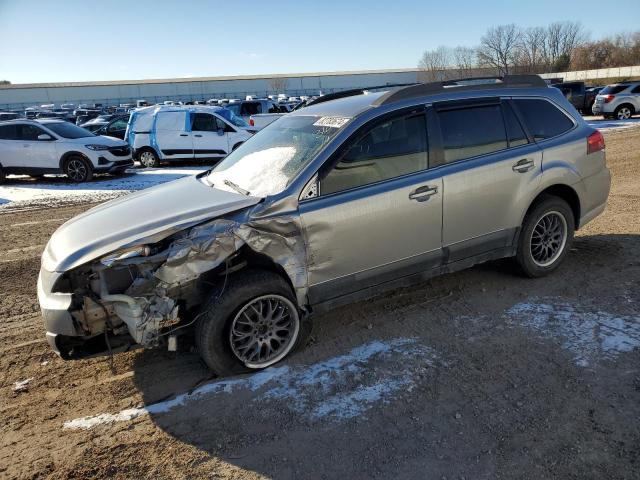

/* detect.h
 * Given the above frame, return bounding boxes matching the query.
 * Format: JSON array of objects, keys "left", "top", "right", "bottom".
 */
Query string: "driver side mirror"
[
  {"left": 217, "top": 128, "right": 225, "bottom": 136},
  {"left": 37, "top": 134, "right": 53, "bottom": 141}
]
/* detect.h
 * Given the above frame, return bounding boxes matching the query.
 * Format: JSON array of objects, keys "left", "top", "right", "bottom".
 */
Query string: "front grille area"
[{"left": 108, "top": 146, "right": 131, "bottom": 157}]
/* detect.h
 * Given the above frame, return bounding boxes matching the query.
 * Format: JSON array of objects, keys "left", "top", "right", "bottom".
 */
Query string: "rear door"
[
  {"left": 431, "top": 98, "right": 543, "bottom": 263},
  {"left": 191, "top": 112, "right": 229, "bottom": 160},
  {"left": 18, "top": 124, "right": 59, "bottom": 169},
  {"left": 0, "top": 124, "right": 23, "bottom": 166},
  {"left": 300, "top": 108, "right": 443, "bottom": 303},
  {"left": 154, "top": 111, "right": 193, "bottom": 160}
]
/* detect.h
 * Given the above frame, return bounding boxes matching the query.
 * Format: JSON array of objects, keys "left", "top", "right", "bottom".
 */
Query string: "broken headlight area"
[{"left": 60, "top": 214, "right": 308, "bottom": 352}]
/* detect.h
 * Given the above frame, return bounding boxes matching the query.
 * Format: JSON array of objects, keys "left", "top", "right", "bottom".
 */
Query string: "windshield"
[
  {"left": 46, "top": 122, "right": 95, "bottom": 139},
  {"left": 217, "top": 107, "right": 248, "bottom": 127},
  {"left": 207, "top": 115, "right": 349, "bottom": 197}
]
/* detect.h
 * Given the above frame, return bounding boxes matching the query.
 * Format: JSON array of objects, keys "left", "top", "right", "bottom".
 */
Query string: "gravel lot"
[{"left": 1, "top": 126, "right": 639, "bottom": 479}]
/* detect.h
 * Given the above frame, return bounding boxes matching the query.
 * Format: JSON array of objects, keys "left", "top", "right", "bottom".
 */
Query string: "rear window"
[
  {"left": 0, "top": 124, "right": 18, "bottom": 140},
  {"left": 512, "top": 99, "right": 574, "bottom": 141},
  {"left": 600, "top": 85, "right": 629, "bottom": 95},
  {"left": 438, "top": 104, "right": 507, "bottom": 163},
  {"left": 240, "top": 102, "right": 261, "bottom": 116}
]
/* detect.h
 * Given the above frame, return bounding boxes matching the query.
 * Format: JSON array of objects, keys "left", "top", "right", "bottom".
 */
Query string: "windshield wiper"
[{"left": 223, "top": 179, "right": 250, "bottom": 196}]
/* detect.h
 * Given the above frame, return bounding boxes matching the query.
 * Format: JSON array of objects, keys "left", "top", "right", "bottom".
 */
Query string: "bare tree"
[
  {"left": 517, "top": 27, "right": 546, "bottom": 72},
  {"left": 418, "top": 46, "right": 452, "bottom": 82},
  {"left": 268, "top": 77, "right": 288, "bottom": 93},
  {"left": 0, "top": 80, "right": 10, "bottom": 85},
  {"left": 477, "top": 24, "right": 521, "bottom": 75},
  {"left": 542, "top": 21, "right": 587, "bottom": 71},
  {"left": 452, "top": 46, "right": 477, "bottom": 77}
]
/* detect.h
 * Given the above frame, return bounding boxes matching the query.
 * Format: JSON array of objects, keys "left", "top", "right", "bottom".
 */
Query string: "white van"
[{"left": 126, "top": 105, "right": 254, "bottom": 167}]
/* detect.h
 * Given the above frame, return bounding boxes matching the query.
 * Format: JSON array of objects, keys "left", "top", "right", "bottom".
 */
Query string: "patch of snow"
[
  {"left": 13, "top": 377, "right": 34, "bottom": 393},
  {"left": 0, "top": 166, "right": 206, "bottom": 213},
  {"left": 507, "top": 301, "right": 640, "bottom": 366},
  {"left": 586, "top": 117, "right": 640, "bottom": 131},
  {"left": 63, "top": 338, "right": 436, "bottom": 430}
]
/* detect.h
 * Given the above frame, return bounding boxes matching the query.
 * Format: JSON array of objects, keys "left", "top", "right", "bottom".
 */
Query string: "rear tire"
[
  {"left": 64, "top": 156, "right": 93, "bottom": 183},
  {"left": 138, "top": 148, "right": 160, "bottom": 168},
  {"left": 516, "top": 195, "right": 575, "bottom": 278},
  {"left": 196, "top": 269, "right": 310, "bottom": 376},
  {"left": 614, "top": 104, "right": 634, "bottom": 120}
]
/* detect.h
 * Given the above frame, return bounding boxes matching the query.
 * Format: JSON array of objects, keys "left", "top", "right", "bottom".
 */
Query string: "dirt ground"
[{"left": 1, "top": 128, "right": 639, "bottom": 480}]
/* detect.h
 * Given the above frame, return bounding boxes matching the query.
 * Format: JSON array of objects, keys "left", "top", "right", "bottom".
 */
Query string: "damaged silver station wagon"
[{"left": 38, "top": 76, "right": 611, "bottom": 375}]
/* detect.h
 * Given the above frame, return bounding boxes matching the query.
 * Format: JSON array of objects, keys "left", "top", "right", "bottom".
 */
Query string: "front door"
[
  {"left": 191, "top": 112, "right": 229, "bottom": 160},
  {"left": 299, "top": 108, "right": 443, "bottom": 304},
  {"left": 154, "top": 111, "right": 193, "bottom": 160}
]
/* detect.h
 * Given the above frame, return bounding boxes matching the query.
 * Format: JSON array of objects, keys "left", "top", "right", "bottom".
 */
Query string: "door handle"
[
  {"left": 409, "top": 185, "right": 438, "bottom": 202},
  {"left": 179, "top": 133, "right": 189, "bottom": 137},
  {"left": 194, "top": 134, "right": 202, "bottom": 137},
  {"left": 23, "top": 144, "right": 30, "bottom": 148},
  {"left": 512, "top": 158, "right": 535, "bottom": 173}
]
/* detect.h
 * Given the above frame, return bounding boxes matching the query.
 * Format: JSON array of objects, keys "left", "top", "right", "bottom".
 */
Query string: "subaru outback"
[{"left": 38, "top": 76, "right": 610, "bottom": 375}]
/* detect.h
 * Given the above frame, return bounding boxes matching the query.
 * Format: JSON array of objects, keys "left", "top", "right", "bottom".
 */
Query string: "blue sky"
[{"left": 0, "top": 0, "right": 638, "bottom": 84}]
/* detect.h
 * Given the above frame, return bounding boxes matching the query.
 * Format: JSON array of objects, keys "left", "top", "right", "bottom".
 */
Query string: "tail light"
[
  {"left": 249, "top": 118, "right": 255, "bottom": 126},
  {"left": 587, "top": 130, "right": 605, "bottom": 155},
  {"left": 603, "top": 94, "right": 615, "bottom": 104}
]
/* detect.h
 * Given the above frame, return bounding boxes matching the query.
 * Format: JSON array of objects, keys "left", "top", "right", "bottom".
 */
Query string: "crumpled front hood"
[{"left": 42, "top": 174, "right": 260, "bottom": 272}]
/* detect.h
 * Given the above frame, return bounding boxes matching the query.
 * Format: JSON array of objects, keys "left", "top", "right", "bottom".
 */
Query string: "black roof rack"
[
  {"left": 304, "top": 83, "right": 418, "bottom": 108},
  {"left": 372, "top": 75, "right": 547, "bottom": 106}
]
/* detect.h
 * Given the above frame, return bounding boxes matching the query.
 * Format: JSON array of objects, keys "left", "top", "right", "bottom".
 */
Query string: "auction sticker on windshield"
[{"left": 313, "top": 116, "right": 350, "bottom": 128}]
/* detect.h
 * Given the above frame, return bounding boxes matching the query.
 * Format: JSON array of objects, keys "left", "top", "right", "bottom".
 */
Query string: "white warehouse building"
[{"left": 0, "top": 68, "right": 423, "bottom": 110}]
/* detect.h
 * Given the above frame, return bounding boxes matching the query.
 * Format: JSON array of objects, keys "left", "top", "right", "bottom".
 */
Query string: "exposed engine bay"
[{"left": 58, "top": 212, "right": 308, "bottom": 352}]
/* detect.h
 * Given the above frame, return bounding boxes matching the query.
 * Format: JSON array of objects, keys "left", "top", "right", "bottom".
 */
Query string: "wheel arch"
[
  {"left": 59, "top": 151, "right": 91, "bottom": 170},
  {"left": 524, "top": 184, "right": 581, "bottom": 230},
  {"left": 135, "top": 145, "right": 160, "bottom": 160},
  {"left": 615, "top": 102, "right": 636, "bottom": 114}
]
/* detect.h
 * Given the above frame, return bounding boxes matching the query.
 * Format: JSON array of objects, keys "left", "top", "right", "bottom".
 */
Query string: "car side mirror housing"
[
  {"left": 217, "top": 128, "right": 225, "bottom": 136},
  {"left": 37, "top": 134, "right": 53, "bottom": 141}
]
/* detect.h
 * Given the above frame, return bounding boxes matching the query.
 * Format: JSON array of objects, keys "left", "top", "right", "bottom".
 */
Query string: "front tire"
[
  {"left": 196, "top": 270, "right": 308, "bottom": 375},
  {"left": 516, "top": 196, "right": 575, "bottom": 278},
  {"left": 64, "top": 156, "right": 93, "bottom": 183}
]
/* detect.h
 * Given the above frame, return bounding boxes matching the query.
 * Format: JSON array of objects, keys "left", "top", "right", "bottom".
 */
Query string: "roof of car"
[{"left": 291, "top": 75, "right": 551, "bottom": 119}]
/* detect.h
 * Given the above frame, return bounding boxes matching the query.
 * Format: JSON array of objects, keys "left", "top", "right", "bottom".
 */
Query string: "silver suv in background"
[
  {"left": 592, "top": 81, "right": 640, "bottom": 119},
  {"left": 38, "top": 76, "right": 610, "bottom": 375}
]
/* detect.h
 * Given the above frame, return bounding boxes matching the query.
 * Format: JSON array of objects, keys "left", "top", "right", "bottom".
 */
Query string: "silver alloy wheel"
[
  {"left": 66, "top": 158, "right": 87, "bottom": 182},
  {"left": 229, "top": 294, "right": 300, "bottom": 369},
  {"left": 139, "top": 151, "right": 156, "bottom": 167},
  {"left": 530, "top": 211, "right": 568, "bottom": 267},
  {"left": 617, "top": 106, "right": 632, "bottom": 120}
]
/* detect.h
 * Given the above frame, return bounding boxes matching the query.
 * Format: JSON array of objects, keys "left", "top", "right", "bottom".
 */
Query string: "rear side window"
[
  {"left": 0, "top": 124, "right": 18, "bottom": 140},
  {"left": 155, "top": 112, "right": 186, "bottom": 131},
  {"left": 321, "top": 112, "right": 428, "bottom": 195},
  {"left": 600, "top": 85, "right": 629, "bottom": 95},
  {"left": 513, "top": 99, "right": 574, "bottom": 141},
  {"left": 503, "top": 103, "right": 528, "bottom": 147},
  {"left": 438, "top": 104, "right": 507, "bottom": 163},
  {"left": 631, "top": 85, "right": 640, "bottom": 94}
]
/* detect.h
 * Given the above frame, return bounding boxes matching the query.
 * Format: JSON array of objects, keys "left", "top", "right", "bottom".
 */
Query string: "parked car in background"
[
  {"left": 592, "top": 81, "right": 640, "bottom": 119},
  {"left": 38, "top": 75, "right": 610, "bottom": 374},
  {"left": 224, "top": 99, "right": 283, "bottom": 123},
  {"left": 74, "top": 108, "right": 101, "bottom": 124},
  {"left": 0, "top": 119, "right": 132, "bottom": 182},
  {"left": 551, "top": 81, "right": 600, "bottom": 114},
  {"left": 0, "top": 112, "right": 20, "bottom": 121},
  {"left": 126, "top": 105, "right": 254, "bottom": 167},
  {"left": 92, "top": 116, "right": 129, "bottom": 140}
]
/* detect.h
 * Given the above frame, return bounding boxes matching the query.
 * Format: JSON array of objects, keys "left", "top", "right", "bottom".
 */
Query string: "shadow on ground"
[{"left": 130, "top": 233, "right": 640, "bottom": 479}]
